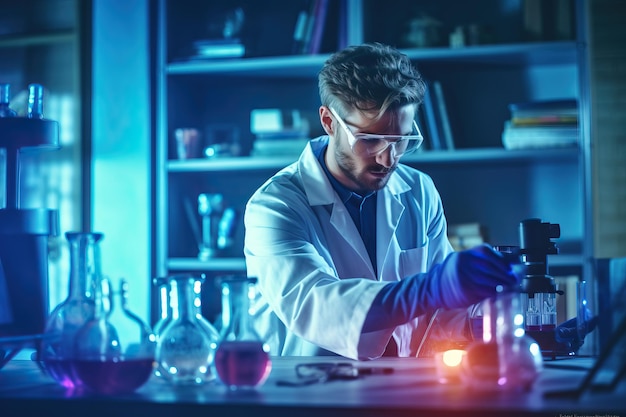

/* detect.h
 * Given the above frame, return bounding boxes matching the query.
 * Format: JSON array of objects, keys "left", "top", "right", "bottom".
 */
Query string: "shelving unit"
[
  {"left": 156, "top": 0, "right": 589, "bottom": 288},
  {"left": 0, "top": 0, "right": 87, "bottom": 308}
]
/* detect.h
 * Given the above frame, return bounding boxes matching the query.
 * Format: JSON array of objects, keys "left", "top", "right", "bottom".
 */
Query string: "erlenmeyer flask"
[
  {"left": 155, "top": 274, "right": 220, "bottom": 384},
  {"left": 214, "top": 275, "right": 271, "bottom": 389},
  {"left": 73, "top": 277, "right": 156, "bottom": 395},
  {"left": 38, "top": 232, "right": 103, "bottom": 389}
]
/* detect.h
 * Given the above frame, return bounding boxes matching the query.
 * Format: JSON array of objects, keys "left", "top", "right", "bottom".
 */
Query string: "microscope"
[
  {"left": 0, "top": 84, "right": 59, "bottom": 365},
  {"left": 517, "top": 218, "right": 564, "bottom": 357}
]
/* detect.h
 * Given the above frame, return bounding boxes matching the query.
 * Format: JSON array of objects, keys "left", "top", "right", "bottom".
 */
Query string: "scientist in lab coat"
[{"left": 244, "top": 43, "right": 518, "bottom": 360}]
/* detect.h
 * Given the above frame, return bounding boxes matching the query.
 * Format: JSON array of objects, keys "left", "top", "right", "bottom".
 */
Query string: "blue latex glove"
[
  {"left": 363, "top": 244, "right": 519, "bottom": 332},
  {"left": 555, "top": 309, "right": 598, "bottom": 352}
]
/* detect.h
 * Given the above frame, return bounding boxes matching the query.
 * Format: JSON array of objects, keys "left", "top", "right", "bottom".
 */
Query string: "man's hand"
[{"left": 555, "top": 309, "right": 598, "bottom": 352}]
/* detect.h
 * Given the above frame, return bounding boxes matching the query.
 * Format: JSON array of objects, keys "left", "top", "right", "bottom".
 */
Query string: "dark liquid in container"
[
  {"left": 74, "top": 358, "right": 155, "bottom": 394},
  {"left": 214, "top": 341, "right": 271, "bottom": 388}
]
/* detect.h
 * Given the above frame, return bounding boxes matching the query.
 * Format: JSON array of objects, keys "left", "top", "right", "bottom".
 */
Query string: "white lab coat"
[{"left": 244, "top": 137, "right": 465, "bottom": 360}]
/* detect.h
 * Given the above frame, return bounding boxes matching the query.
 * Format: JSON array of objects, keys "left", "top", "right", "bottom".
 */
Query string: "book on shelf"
[
  {"left": 502, "top": 99, "right": 579, "bottom": 149},
  {"left": 292, "top": 0, "right": 329, "bottom": 55},
  {"left": 191, "top": 38, "right": 245, "bottom": 60},
  {"left": 420, "top": 80, "right": 455, "bottom": 151},
  {"left": 502, "top": 121, "right": 578, "bottom": 149},
  {"left": 432, "top": 81, "right": 455, "bottom": 150},
  {"left": 420, "top": 82, "right": 442, "bottom": 150},
  {"left": 308, "top": 0, "right": 329, "bottom": 54},
  {"left": 447, "top": 222, "right": 487, "bottom": 251},
  {"left": 508, "top": 99, "right": 578, "bottom": 122},
  {"left": 251, "top": 137, "right": 310, "bottom": 157}
]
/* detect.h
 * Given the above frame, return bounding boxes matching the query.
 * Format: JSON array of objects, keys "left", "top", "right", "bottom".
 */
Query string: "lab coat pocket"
[{"left": 399, "top": 243, "right": 429, "bottom": 277}]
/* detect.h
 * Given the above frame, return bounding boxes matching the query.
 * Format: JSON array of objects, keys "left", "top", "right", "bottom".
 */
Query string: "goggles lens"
[{"left": 330, "top": 107, "right": 423, "bottom": 158}]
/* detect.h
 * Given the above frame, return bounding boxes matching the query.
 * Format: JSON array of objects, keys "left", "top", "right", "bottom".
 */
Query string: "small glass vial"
[
  {"left": 0, "top": 83, "right": 17, "bottom": 117},
  {"left": 214, "top": 276, "right": 271, "bottom": 389},
  {"left": 27, "top": 83, "right": 44, "bottom": 119},
  {"left": 155, "top": 274, "right": 220, "bottom": 385}
]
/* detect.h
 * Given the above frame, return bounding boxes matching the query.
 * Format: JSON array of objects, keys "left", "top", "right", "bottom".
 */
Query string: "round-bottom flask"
[
  {"left": 214, "top": 276, "right": 271, "bottom": 389},
  {"left": 38, "top": 232, "right": 103, "bottom": 389},
  {"left": 73, "top": 278, "right": 156, "bottom": 395},
  {"left": 155, "top": 274, "right": 219, "bottom": 384}
]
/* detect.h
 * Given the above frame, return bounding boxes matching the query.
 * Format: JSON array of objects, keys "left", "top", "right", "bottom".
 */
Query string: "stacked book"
[
  {"left": 447, "top": 223, "right": 487, "bottom": 251},
  {"left": 190, "top": 38, "right": 245, "bottom": 60},
  {"left": 250, "top": 109, "right": 310, "bottom": 157},
  {"left": 502, "top": 99, "right": 579, "bottom": 149}
]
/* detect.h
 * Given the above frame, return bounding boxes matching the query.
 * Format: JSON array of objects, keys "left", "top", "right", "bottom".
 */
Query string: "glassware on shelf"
[
  {"left": 462, "top": 290, "right": 543, "bottom": 392},
  {"left": 38, "top": 232, "right": 103, "bottom": 389},
  {"left": 214, "top": 275, "right": 271, "bottom": 390},
  {"left": 72, "top": 277, "right": 156, "bottom": 395},
  {"left": 155, "top": 274, "right": 220, "bottom": 384}
]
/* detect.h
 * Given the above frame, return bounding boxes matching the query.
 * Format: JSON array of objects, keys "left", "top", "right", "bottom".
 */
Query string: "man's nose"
[{"left": 375, "top": 143, "right": 397, "bottom": 168}]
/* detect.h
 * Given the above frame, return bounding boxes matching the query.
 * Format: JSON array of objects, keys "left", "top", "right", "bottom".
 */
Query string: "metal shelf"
[
  {"left": 167, "top": 147, "right": 579, "bottom": 173},
  {"left": 168, "top": 257, "right": 246, "bottom": 272},
  {"left": 167, "top": 42, "right": 578, "bottom": 77}
]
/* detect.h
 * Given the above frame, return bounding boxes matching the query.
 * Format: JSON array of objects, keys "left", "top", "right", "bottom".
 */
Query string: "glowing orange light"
[{"left": 442, "top": 349, "right": 465, "bottom": 367}]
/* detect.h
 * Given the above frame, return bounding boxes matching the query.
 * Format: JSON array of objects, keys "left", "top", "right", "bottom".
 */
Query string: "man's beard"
[{"left": 335, "top": 146, "right": 395, "bottom": 193}]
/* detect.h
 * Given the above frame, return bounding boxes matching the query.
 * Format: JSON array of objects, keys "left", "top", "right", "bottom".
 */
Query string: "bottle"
[
  {"left": 0, "top": 83, "right": 17, "bottom": 117},
  {"left": 38, "top": 232, "right": 104, "bottom": 389},
  {"left": 72, "top": 277, "right": 156, "bottom": 395},
  {"left": 462, "top": 291, "right": 543, "bottom": 392},
  {"left": 155, "top": 274, "right": 220, "bottom": 384},
  {"left": 27, "top": 83, "right": 44, "bottom": 119},
  {"left": 214, "top": 276, "right": 271, "bottom": 389}
]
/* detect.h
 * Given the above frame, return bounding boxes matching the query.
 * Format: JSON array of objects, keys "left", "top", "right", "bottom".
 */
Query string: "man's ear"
[{"left": 319, "top": 106, "right": 335, "bottom": 136}]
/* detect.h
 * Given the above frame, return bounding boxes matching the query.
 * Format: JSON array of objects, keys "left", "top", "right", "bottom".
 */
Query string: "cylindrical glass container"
[
  {"left": 38, "top": 232, "right": 103, "bottom": 389},
  {"left": 462, "top": 291, "right": 543, "bottom": 392},
  {"left": 155, "top": 274, "right": 219, "bottom": 384},
  {"left": 214, "top": 276, "right": 271, "bottom": 389},
  {"left": 73, "top": 277, "right": 156, "bottom": 395}
]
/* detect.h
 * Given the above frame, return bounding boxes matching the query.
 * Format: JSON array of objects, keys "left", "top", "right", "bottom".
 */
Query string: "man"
[{"left": 243, "top": 43, "right": 518, "bottom": 360}]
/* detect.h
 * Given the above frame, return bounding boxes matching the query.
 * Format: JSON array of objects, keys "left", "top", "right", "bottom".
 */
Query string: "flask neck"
[
  {"left": 66, "top": 232, "right": 104, "bottom": 300},
  {"left": 220, "top": 279, "right": 256, "bottom": 341},
  {"left": 170, "top": 276, "right": 199, "bottom": 321}
]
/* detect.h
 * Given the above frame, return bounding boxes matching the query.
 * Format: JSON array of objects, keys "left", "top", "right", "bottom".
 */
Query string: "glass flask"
[
  {"left": 155, "top": 274, "right": 220, "bottom": 384},
  {"left": 73, "top": 277, "right": 156, "bottom": 395},
  {"left": 38, "top": 232, "right": 103, "bottom": 389},
  {"left": 462, "top": 291, "right": 543, "bottom": 392},
  {"left": 214, "top": 276, "right": 271, "bottom": 389}
]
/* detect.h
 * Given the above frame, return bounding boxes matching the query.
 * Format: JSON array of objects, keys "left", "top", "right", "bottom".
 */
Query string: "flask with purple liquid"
[
  {"left": 38, "top": 232, "right": 103, "bottom": 390},
  {"left": 214, "top": 276, "right": 271, "bottom": 389},
  {"left": 72, "top": 277, "right": 156, "bottom": 395}
]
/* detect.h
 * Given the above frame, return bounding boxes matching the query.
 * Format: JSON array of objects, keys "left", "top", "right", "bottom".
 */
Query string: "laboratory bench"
[{"left": 0, "top": 355, "right": 624, "bottom": 417}]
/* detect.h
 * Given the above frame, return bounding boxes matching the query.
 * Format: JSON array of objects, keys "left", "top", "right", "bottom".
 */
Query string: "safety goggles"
[{"left": 329, "top": 107, "right": 423, "bottom": 158}]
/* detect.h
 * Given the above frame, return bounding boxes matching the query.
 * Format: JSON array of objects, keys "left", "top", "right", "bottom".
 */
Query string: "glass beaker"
[
  {"left": 38, "top": 231, "right": 103, "bottom": 389},
  {"left": 155, "top": 274, "right": 220, "bottom": 384},
  {"left": 462, "top": 291, "right": 543, "bottom": 392},
  {"left": 214, "top": 276, "right": 271, "bottom": 389},
  {"left": 73, "top": 277, "right": 156, "bottom": 395}
]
